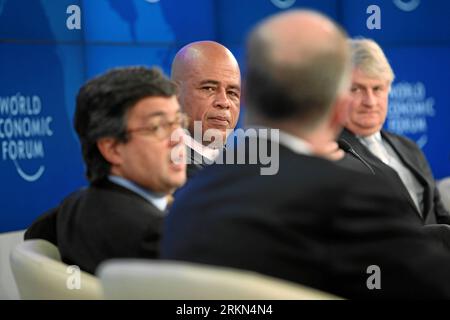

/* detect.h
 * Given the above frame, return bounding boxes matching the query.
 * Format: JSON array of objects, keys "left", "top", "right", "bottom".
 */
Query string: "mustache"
[{"left": 207, "top": 113, "right": 231, "bottom": 122}]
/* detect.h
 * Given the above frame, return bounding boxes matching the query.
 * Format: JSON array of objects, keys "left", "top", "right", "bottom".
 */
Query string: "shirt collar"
[
  {"left": 108, "top": 175, "right": 168, "bottom": 212},
  {"left": 358, "top": 131, "right": 383, "bottom": 146},
  {"left": 277, "top": 130, "right": 312, "bottom": 155},
  {"left": 245, "top": 125, "right": 312, "bottom": 155}
]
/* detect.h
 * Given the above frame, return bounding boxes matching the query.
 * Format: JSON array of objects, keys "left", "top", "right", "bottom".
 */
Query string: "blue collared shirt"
[{"left": 108, "top": 175, "right": 168, "bottom": 213}]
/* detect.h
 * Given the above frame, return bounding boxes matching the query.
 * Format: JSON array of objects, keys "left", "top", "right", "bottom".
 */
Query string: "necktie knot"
[{"left": 365, "top": 136, "right": 389, "bottom": 165}]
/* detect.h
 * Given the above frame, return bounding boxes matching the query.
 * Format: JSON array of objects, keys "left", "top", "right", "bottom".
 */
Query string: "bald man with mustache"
[
  {"left": 171, "top": 41, "right": 343, "bottom": 178},
  {"left": 171, "top": 41, "right": 241, "bottom": 178}
]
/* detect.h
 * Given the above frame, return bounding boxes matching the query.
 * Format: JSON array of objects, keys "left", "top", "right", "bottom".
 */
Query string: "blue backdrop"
[{"left": 0, "top": 0, "right": 449, "bottom": 232}]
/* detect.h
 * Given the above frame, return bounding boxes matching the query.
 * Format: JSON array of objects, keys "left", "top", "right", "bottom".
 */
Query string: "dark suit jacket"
[
  {"left": 25, "top": 179, "right": 163, "bottom": 274},
  {"left": 162, "top": 137, "right": 450, "bottom": 299},
  {"left": 186, "top": 145, "right": 206, "bottom": 179},
  {"left": 338, "top": 128, "right": 450, "bottom": 225}
]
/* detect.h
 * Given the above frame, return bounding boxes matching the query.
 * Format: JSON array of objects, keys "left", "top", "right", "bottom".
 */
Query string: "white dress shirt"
[{"left": 245, "top": 125, "right": 313, "bottom": 155}]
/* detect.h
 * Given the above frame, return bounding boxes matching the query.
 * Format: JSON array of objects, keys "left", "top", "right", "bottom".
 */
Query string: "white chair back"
[
  {"left": 10, "top": 239, "right": 102, "bottom": 299},
  {"left": 0, "top": 230, "right": 24, "bottom": 299},
  {"left": 98, "top": 259, "right": 340, "bottom": 300},
  {"left": 438, "top": 177, "right": 450, "bottom": 212}
]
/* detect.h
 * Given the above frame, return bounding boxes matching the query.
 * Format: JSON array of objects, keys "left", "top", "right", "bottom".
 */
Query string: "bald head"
[
  {"left": 246, "top": 10, "right": 350, "bottom": 128},
  {"left": 172, "top": 41, "right": 239, "bottom": 83},
  {"left": 258, "top": 11, "right": 346, "bottom": 65},
  {"left": 171, "top": 41, "right": 241, "bottom": 144}
]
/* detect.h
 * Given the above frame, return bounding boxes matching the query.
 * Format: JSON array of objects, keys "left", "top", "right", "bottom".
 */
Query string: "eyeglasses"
[{"left": 126, "top": 113, "right": 189, "bottom": 141}]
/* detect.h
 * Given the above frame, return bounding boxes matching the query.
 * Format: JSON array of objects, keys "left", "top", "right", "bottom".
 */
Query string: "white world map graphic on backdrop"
[
  {"left": 393, "top": 0, "right": 421, "bottom": 12},
  {"left": 270, "top": 0, "right": 296, "bottom": 10},
  {"left": 388, "top": 81, "right": 434, "bottom": 149}
]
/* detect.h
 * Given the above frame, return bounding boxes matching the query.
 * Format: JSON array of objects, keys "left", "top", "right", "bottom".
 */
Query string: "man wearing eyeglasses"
[
  {"left": 171, "top": 41, "right": 241, "bottom": 178},
  {"left": 25, "top": 67, "right": 187, "bottom": 274}
]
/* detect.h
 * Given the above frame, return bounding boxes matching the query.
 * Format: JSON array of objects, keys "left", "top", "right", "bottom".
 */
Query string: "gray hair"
[{"left": 349, "top": 38, "right": 395, "bottom": 84}]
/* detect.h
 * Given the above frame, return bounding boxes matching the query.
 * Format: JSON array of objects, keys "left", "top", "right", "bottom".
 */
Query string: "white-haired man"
[{"left": 339, "top": 38, "right": 450, "bottom": 225}]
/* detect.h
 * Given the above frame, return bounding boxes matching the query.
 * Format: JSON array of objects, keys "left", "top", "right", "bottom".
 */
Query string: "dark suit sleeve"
[
  {"left": 422, "top": 224, "right": 450, "bottom": 250},
  {"left": 138, "top": 219, "right": 163, "bottom": 259},
  {"left": 393, "top": 134, "right": 450, "bottom": 224},
  {"left": 409, "top": 138, "right": 450, "bottom": 224},
  {"left": 416, "top": 149, "right": 450, "bottom": 224},
  {"left": 186, "top": 162, "right": 203, "bottom": 179},
  {"left": 433, "top": 186, "right": 450, "bottom": 224},
  {"left": 24, "top": 208, "right": 58, "bottom": 245},
  {"left": 329, "top": 174, "right": 450, "bottom": 298}
]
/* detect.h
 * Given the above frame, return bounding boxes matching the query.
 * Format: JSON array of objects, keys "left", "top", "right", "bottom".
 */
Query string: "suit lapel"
[
  {"left": 381, "top": 131, "right": 431, "bottom": 219},
  {"left": 381, "top": 131, "right": 423, "bottom": 177},
  {"left": 341, "top": 129, "right": 390, "bottom": 168},
  {"left": 341, "top": 129, "right": 422, "bottom": 218}
]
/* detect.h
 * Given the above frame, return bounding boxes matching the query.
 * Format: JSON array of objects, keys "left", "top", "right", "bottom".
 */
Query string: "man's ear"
[{"left": 96, "top": 137, "right": 123, "bottom": 166}]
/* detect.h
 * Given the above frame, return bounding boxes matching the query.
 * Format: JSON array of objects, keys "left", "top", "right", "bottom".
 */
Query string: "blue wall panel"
[
  {"left": 82, "top": 0, "right": 215, "bottom": 46},
  {"left": 341, "top": 0, "right": 450, "bottom": 45},
  {"left": 0, "top": 43, "right": 86, "bottom": 232},
  {"left": 0, "top": 0, "right": 82, "bottom": 42},
  {"left": 385, "top": 46, "right": 450, "bottom": 178},
  {"left": 216, "top": 0, "right": 337, "bottom": 46},
  {"left": 0, "top": 0, "right": 449, "bottom": 232},
  {"left": 83, "top": 0, "right": 174, "bottom": 43},
  {"left": 85, "top": 45, "right": 175, "bottom": 79}
]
